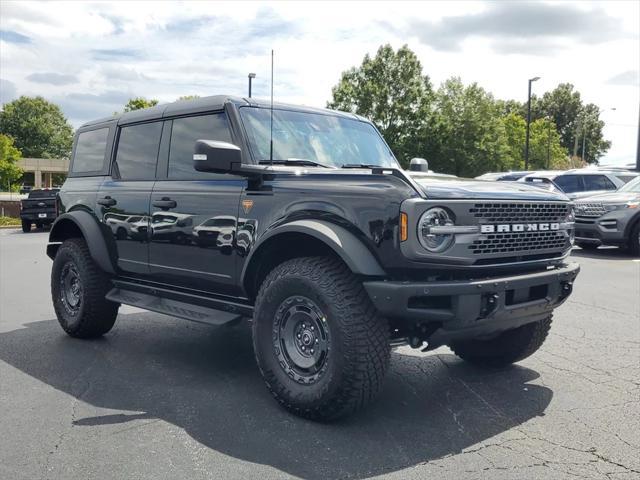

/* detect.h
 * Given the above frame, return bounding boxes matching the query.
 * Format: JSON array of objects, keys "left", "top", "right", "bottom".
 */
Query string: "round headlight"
[{"left": 418, "top": 207, "right": 455, "bottom": 252}]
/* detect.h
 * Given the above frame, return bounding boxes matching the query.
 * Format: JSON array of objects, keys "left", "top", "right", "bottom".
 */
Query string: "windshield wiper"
[
  {"left": 341, "top": 163, "right": 385, "bottom": 169},
  {"left": 258, "top": 158, "right": 335, "bottom": 169}
]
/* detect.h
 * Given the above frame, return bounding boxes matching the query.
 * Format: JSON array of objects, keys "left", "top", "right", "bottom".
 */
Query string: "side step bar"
[{"left": 106, "top": 280, "right": 253, "bottom": 327}]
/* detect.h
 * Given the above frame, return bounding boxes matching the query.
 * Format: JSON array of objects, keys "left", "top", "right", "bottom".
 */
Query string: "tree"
[
  {"left": 123, "top": 97, "right": 159, "bottom": 112},
  {"left": 327, "top": 44, "right": 433, "bottom": 166},
  {"left": 176, "top": 95, "right": 201, "bottom": 101},
  {"left": 535, "top": 84, "right": 610, "bottom": 164},
  {"left": 500, "top": 113, "right": 569, "bottom": 171},
  {"left": 426, "top": 78, "right": 507, "bottom": 177},
  {"left": 0, "top": 96, "right": 73, "bottom": 158},
  {"left": 527, "top": 118, "right": 570, "bottom": 170},
  {"left": 0, "top": 134, "right": 24, "bottom": 191}
]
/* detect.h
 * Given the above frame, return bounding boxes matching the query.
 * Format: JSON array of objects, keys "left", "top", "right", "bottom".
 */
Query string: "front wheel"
[
  {"left": 628, "top": 222, "right": 640, "bottom": 256},
  {"left": 449, "top": 316, "right": 552, "bottom": 368},
  {"left": 253, "top": 256, "right": 390, "bottom": 421},
  {"left": 51, "top": 238, "right": 119, "bottom": 338}
]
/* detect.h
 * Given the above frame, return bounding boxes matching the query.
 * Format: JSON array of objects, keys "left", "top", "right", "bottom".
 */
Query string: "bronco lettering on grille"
[{"left": 481, "top": 223, "right": 560, "bottom": 233}]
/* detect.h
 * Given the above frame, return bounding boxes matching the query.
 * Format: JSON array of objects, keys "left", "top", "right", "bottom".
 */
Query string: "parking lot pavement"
[{"left": 0, "top": 228, "right": 638, "bottom": 480}]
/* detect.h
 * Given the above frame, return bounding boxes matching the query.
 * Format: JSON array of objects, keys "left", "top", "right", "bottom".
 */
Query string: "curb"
[{"left": 0, "top": 225, "right": 20, "bottom": 229}]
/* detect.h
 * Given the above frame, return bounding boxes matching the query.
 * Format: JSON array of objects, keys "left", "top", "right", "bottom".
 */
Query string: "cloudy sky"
[{"left": 1, "top": 0, "right": 638, "bottom": 165}]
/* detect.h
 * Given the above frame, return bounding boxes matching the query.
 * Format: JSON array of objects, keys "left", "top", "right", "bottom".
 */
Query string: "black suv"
[{"left": 47, "top": 95, "right": 579, "bottom": 420}]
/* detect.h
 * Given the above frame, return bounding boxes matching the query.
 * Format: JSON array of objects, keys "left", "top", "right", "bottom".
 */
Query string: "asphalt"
[{"left": 0, "top": 228, "right": 638, "bottom": 480}]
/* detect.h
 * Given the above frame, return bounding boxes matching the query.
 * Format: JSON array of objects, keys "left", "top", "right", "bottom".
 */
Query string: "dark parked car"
[
  {"left": 574, "top": 176, "right": 640, "bottom": 254},
  {"left": 20, "top": 188, "right": 59, "bottom": 232},
  {"left": 46, "top": 95, "right": 579, "bottom": 420}
]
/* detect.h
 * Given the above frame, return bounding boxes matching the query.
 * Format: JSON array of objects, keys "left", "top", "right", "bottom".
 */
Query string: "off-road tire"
[
  {"left": 628, "top": 222, "right": 640, "bottom": 256},
  {"left": 253, "top": 256, "right": 390, "bottom": 421},
  {"left": 449, "top": 316, "right": 552, "bottom": 368},
  {"left": 21, "top": 220, "right": 31, "bottom": 233},
  {"left": 51, "top": 238, "right": 119, "bottom": 338},
  {"left": 576, "top": 241, "right": 598, "bottom": 251}
]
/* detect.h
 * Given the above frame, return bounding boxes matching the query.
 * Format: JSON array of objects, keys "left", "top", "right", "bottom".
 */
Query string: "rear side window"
[
  {"left": 168, "top": 113, "right": 232, "bottom": 179},
  {"left": 114, "top": 122, "right": 163, "bottom": 180},
  {"left": 554, "top": 175, "right": 583, "bottom": 193},
  {"left": 72, "top": 128, "right": 109, "bottom": 173},
  {"left": 584, "top": 175, "right": 616, "bottom": 191}
]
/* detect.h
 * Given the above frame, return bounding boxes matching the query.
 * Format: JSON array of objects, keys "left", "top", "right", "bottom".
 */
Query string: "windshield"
[
  {"left": 239, "top": 107, "right": 398, "bottom": 168},
  {"left": 619, "top": 176, "right": 640, "bottom": 193}
]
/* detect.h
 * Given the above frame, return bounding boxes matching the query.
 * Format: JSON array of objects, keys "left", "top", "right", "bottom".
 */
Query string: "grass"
[{"left": 0, "top": 216, "right": 21, "bottom": 227}]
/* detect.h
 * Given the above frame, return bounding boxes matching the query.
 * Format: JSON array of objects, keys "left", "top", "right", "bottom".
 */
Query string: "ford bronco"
[{"left": 47, "top": 95, "right": 579, "bottom": 420}]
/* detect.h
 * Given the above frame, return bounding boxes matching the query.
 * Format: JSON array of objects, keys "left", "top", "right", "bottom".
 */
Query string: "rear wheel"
[
  {"left": 450, "top": 316, "right": 552, "bottom": 368},
  {"left": 21, "top": 220, "right": 31, "bottom": 233},
  {"left": 253, "top": 256, "right": 390, "bottom": 421},
  {"left": 576, "top": 241, "right": 598, "bottom": 251},
  {"left": 51, "top": 238, "right": 119, "bottom": 338}
]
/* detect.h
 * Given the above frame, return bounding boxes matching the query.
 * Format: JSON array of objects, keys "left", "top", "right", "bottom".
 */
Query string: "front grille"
[
  {"left": 469, "top": 202, "right": 570, "bottom": 223},
  {"left": 575, "top": 203, "right": 606, "bottom": 218},
  {"left": 469, "top": 231, "right": 569, "bottom": 255}
]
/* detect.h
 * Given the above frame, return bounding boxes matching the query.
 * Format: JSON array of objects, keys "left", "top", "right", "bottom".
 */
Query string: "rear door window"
[
  {"left": 583, "top": 175, "right": 616, "bottom": 191},
  {"left": 554, "top": 175, "right": 583, "bottom": 193},
  {"left": 114, "top": 122, "right": 163, "bottom": 180},
  {"left": 72, "top": 128, "right": 109, "bottom": 173},
  {"left": 167, "top": 113, "right": 232, "bottom": 179}
]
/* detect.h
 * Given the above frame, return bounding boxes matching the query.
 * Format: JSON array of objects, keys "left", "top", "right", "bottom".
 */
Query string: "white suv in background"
[{"left": 519, "top": 169, "right": 638, "bottom": 199}]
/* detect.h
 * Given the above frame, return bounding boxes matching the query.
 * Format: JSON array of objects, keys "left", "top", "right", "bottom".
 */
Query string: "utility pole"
[{"left": 525, "top": 76, "right": 540, "bottom": 170}]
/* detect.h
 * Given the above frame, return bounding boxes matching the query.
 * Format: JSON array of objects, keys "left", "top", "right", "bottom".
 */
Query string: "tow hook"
[{"left": 561, "top": 281, "right": 573, "bottom": 299}]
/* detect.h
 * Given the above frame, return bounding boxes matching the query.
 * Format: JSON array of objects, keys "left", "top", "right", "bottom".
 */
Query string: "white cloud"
[{"left": 1, "top": 0, "right": 638, "bottom": 165}]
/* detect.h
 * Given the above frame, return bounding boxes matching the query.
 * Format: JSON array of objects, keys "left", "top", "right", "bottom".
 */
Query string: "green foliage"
[
  {"left": 0, "top": 216, "right": 21, "bottom": 226},
  {"left": 123, "top": 97, "right": 159, "bottom": 112},
  {"left": 426, "top": 78, "right": 508, "bottom": 177},
  {"left": 0, "top": 96, "right": 73, "bottom": 158},
  {"left": 177, "top": 95, "right": 201, "bottom": 101},
  {"left": 327, "top": 44, "right": 433, "bottom": 166},
  {"left": 0, "top": 134, "right": 24, "bottom": 191},
  {"left": 533, "top": 84, "right": 610, "bottom": 163},
  {"left": 327, "top": 45, "right": 610, "bottom": 175}
]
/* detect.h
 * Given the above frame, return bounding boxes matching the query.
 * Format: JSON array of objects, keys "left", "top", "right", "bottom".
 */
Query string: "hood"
[
  {"left": 409, "top": 175, "right": 569, "bottom": 201},
  {"left": 575, "top": 191, "right": 640, "bottom": 204}
]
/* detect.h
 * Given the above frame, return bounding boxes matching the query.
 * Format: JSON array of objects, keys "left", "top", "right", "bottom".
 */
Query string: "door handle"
[
  {"left": 97, "top": 196, "right": 117, "bottom": 207},
  {"left": 153, "top": 197, "right": 177, "bottom": 209}
]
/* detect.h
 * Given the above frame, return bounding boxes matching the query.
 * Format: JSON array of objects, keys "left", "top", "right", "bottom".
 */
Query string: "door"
[
  {"left": 98, "top": 121, "right": 162, "bottom": 274},
  {"left": 148, "top": 112, "right": 244, "bottom": 295}
]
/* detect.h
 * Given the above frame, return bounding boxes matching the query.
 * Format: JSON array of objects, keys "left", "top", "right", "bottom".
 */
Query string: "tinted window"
[
  {"left": 168, "top": 114, "right": 232, "bottom": 179},
  {"left": 584, "top": 175, "right": 616, "bottom": 191},
  {"left": 114, "top": 122, "right": 162, "bottom": 180},
  {"left": 72, "top": 128, "right": 109, "bottom": 173},
  {"left": 554, "top": 175, "right": 583, "bottom": 193}
]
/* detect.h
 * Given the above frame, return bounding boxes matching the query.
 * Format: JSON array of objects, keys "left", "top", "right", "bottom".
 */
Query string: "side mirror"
[
  {"left": 193, "top": 140, "right": 242, "bottom": 173},
  {"left": 409, "top": 158, "right": 429, "bottom": 172}
]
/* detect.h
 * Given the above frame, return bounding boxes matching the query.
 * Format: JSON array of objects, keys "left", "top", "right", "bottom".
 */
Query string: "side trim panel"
[
  {"left": 48, "top": 211, "right": 116, "bottom": 274},
  {"left": 241, "top": 219, "right": 386, "bottom": 283}
]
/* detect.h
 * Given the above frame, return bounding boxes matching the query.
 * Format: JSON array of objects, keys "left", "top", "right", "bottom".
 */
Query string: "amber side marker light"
[{"left": 400, "top": 212, "right": 408, "bottom": 242}]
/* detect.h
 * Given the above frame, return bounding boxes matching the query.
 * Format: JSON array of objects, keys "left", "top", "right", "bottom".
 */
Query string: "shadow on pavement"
[
  {"left": 571, "top": 246, "right": 636, "bottom": 261},
  {"left": 0, "top": 314, "right": 553, "bottom": 479}
]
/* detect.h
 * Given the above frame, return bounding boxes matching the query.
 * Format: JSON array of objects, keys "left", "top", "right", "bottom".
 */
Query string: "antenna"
[{"left": 270, "top": 49, "right": 274, "bottom": 165}]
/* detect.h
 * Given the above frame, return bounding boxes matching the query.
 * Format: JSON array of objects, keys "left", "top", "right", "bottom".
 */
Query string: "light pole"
[
  {"left": 248, "top": 73, "right": 256, "bottom": 98},
  {"left": 525, "top": 76, "right": 540, "bottom": 170}
]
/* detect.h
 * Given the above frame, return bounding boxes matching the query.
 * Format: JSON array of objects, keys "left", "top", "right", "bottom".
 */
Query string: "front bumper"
[
  {"left": 574, "top": 212, "right": 634, "bottom": 246},
  {"left": 364, "top": 262, "right": 580, "bottom": 347}
]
